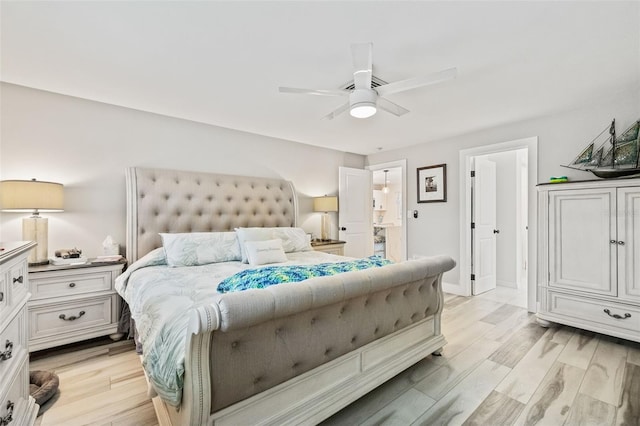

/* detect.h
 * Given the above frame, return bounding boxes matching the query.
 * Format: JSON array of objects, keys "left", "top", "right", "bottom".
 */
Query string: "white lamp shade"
[
  {"left": 0, "top": 179, "right": 64, "bottom": 212},
  {"left": 313, "top": 196, "right": 338, "bottom": 212}
]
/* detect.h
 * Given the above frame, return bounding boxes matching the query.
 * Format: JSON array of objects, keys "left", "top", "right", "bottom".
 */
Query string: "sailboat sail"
[{"left": 563, "top": 118, "right": 640, "bottom": 178}]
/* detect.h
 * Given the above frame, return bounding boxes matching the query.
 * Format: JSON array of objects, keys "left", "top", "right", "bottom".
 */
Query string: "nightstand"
[
  {"left": 311, "top": 240, "right": 346, "bottom": 256},
  {"left": 27, "top": 260, "right": 126, "bottom": 351}
]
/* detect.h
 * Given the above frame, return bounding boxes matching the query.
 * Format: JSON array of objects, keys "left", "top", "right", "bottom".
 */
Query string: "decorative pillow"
[
  {"left": 244, "top": 239, "right": 288, "bottom": 266},
  {"left": 235, "top": 227, "right": 275, "bottom": 263},
  {"left": 273, "top": 227, "right": 312, "bottom": 253},
  {"left": 236, "top": 227, "right": 312, "bottom": 262},
  {"left": 160, "top": 232, "right": 241, "bottom": 267}
]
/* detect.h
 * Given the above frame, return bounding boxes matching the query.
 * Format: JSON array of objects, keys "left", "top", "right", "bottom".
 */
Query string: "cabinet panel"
[
  {"left": 548, "top": 189, "right": 616, "bottom": 296},
  {"left": 618, "top": 187, "right": 640, "bottom": 302}
]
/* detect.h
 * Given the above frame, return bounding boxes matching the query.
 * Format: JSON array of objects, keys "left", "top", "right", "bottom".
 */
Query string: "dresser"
[
  {"left": 537, "top": 178, "right": 640, "bottom": 342},
  {"left": 311, "top": 240, "right": 346, "bottom": 256},
  {"left": 27, "top": 260, "right": 126, "bottom": 351},
  {"left": 0, "top": 241, "right": 39, "bottom": 425}
]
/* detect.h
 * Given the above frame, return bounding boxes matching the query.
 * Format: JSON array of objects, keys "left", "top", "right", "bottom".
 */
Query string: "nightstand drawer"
[
  {"left": 30, "top": 270, "right": 113, "bottom": 301},
  {"left": 29, "top": 296, "right": 114, "bottom": 340},
  {"left": 0, "top": 309, "right": 26, "bottom": 386}
]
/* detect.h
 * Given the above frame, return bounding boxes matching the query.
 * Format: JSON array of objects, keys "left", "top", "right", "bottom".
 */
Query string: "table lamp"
[
  {"left": 313, "top": 195, "right": 338, "bottom": 241},
  {"left": 1, "top": 179, "right": 64, "bottom": 265}
]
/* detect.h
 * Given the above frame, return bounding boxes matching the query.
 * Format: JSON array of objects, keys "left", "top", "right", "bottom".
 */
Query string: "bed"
[{"left": 117, "top": 167, "right": 455, "bottom": 426}]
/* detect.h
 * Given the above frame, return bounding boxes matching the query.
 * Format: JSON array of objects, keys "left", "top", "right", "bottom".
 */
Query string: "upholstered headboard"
[{"left": 125, "top": 167, "right": 298, "bottom": 262}]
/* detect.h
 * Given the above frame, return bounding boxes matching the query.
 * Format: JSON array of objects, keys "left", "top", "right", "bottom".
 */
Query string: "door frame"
[
  {"left": 366, "top": 159, "right": 408, "bottom": 261},
  {"left": 459, "top": 137, "right": 538, "bottom": 312}
]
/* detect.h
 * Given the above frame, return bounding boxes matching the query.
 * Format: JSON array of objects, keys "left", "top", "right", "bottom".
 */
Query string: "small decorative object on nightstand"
[
  {"left": 27, "top": 259, "right": 126, "bottom": 351},
  {"left": 311, "top": 239, "right": 346, "bottom": 256}
]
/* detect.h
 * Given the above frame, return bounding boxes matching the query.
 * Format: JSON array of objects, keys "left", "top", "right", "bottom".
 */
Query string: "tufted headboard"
[{"left": 125, "top": 167, "right": 298, "bottom": 262}]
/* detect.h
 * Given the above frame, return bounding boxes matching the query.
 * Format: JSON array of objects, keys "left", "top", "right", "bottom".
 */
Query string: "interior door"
[
  {"left": 472, "top": 156, "right": 497, "bottom": 295},
  {"left": 338, "top": 167, "right": 373, "bottom": 258}
]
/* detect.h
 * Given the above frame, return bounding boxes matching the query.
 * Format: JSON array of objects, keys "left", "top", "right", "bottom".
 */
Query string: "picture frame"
[{"left": 417, "top": 163, "right": 447, "bottom": 203}]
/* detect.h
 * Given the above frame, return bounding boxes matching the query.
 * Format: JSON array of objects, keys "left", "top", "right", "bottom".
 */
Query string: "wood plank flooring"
[{"left": 30, "top": 290, "right": 640, "bottom": 426}]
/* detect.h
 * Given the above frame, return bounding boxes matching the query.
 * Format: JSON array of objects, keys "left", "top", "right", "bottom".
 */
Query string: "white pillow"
[
  {"left": 244, "top": 239, "right": 288, "bottom": 266},
  {"left": 235, "top": 227, "right": 275, "bottom": 263},
  {"left": 273, "top": 227, "right": 312, "bottom": 253},
  {"left": 160, "top": 232, "right": 241, "bottom": 267},
  {"left": 236, "top": 227, "right": 311, "bottom": 263}
]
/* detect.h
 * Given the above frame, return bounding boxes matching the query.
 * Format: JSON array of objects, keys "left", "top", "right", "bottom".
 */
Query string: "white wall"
[
  {"left": 366, "top": 89, "right": 640, "bottom": 285},
  {"left": 0, "top": 83, "right": 364, "bottom": 257}
]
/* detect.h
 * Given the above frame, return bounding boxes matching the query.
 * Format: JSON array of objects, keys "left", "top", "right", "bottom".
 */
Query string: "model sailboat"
[{"left": 564, "top": 118, "right": 640, "bottom": 178}]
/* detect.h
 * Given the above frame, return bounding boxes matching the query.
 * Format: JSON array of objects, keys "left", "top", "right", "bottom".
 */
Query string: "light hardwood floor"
[{"left": 31, "top": 289, "right": 640, "bottom": 426}]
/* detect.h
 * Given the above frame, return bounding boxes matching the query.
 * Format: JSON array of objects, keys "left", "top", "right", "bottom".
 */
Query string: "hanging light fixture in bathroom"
[{"left": 382, "top": 170, "right": 389, "bottom": 194}]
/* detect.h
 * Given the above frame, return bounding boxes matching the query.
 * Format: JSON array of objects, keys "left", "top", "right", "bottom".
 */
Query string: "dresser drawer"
[
  {"left": 29, "top": 296, "right": 114, "bottom": 340},
  {"left": 547, "top": 291, "right": 640, "bottom": 338},
  {"left": 30, "top": 269, "right": 113, "bottom": 301},
  {"left": 0, "top": 275, "right": 6, "bottom": 319},
  {"left": 0, "top": 356, "right": 29, "bottom": 426},
  {"left": 7, "top": 260, "right": 28, "bottom": 302},
  {"left": 0, "top": 309, "right": 26, "bottom": 387}
]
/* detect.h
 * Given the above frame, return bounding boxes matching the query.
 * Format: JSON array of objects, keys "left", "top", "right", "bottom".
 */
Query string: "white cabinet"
[
  {"left": 373, "top": 190, "right": 386, "bottom": 211},
  {"left": 0, "top": 241, "right": 39, "bottom": 426},
  {"left": 537, "top": 179, "right": 640, "bottom": 342}
]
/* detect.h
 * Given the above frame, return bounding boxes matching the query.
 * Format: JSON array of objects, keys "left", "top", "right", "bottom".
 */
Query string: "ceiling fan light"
[
  {"left": 350, "top": 103, "right": 377, "bottom": 118},
  {"left": 349, "top": 88, "right": 377, "bottom": 118}
]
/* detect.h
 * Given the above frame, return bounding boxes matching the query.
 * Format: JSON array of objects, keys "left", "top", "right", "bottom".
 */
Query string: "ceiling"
[{"left": 2, "top": 1, "right": 638, "bottom": 156}]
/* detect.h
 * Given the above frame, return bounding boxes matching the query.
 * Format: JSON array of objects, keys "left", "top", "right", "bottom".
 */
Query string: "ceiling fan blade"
[
  {"left": 279, "top": 87, "right": 348, "bottom": 97},
  {"left": 322, "top": 102, "right": 350, "bottom": 120},
  {"left": 351, "top": 43, "right": 373, "bottom": 90},
  {"left": 377, "top": 97, "right": 410, "bottom": 117},
  {"left": 376, "top": 67, "right": 457, "bottom": 97}
]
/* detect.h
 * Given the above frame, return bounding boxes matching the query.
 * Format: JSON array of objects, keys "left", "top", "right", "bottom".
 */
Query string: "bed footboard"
[{"left": 151, "top": 255, "right": 454, "bottom": 426}]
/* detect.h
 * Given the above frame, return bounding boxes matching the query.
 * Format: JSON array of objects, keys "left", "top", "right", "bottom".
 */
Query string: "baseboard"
[
  {"left": 497, "top": 279, "right": 518, "bottom": 289},
  {"left": 442, "top": 281, "right": 467, "bottom": 296}
]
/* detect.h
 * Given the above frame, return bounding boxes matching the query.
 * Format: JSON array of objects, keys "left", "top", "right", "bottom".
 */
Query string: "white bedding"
[{"left": 115, "top": 248, "right": 351, "bottom": 405}]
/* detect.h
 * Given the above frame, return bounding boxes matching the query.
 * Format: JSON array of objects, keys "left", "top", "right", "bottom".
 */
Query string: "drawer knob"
[
  {"left": 604, "top": 309, "right": 631, "bottom": 320},
  {"left": 0, "top": 340, "right": 13, "bottom": 361},
  {"left": 610, "top": 240, "right": 617, "bottom": 244},
  {"left": 12, "top": 276, "right": 23, "bottom": 284},
  {"left": 59, "top": 311, "right": 86, "bottom": 321},
  {"left": 617, "top": 241, "right": 625, "bottom": 246},
  {"left": 0, "top": 400, "right": 14, "bottom": 425},
  {"left": 69, "top": 282, "right": 76, "bottom": 288},
  {"left": 0, "top": 292, "right": 3, "bottom": 302}
]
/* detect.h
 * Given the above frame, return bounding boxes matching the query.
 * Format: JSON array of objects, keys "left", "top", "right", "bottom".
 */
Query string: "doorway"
[
  {"left": 367, "top": 160, "right": 407, "bottom": 262},
  {"left": 471, "top": 149, "right": 528, "bottom": 307},
  {"left": 459, "top": 137, "right": 538, "bottom": 312}
]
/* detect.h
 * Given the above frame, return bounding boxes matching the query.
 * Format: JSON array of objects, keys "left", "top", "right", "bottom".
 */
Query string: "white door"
[
  {"left": 339, "top": 167, "right": 373, "bottom": 258},
  {"left": 618, "top": 187, "right": 640, "bottom": 302},
  {"left": 472, "top": 156, "right": 497, "bottom": 295}
]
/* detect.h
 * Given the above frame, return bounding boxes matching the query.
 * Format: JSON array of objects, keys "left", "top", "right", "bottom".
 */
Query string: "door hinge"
[
  {"left": 471, "top": 222, "right": 475, "bottom": 229},
  {"left": 471, "top": 274, "right": 475, "bottom": 281},
  {"left": 470, "top": 171, "right": 475, "bottom": 177}
]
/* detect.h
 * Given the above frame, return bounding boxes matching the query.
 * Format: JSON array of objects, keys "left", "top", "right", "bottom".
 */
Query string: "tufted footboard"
[{"left": 155, "top": 255, "right": 455, "bottom": 426}]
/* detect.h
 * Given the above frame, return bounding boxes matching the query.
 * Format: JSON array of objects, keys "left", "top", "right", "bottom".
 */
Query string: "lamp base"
[
  {"left": 320, "top": 213, "right": 331, "bottom": 241},
  {"left": 23, "top": 216, "right": 49, "bottom": 265}
]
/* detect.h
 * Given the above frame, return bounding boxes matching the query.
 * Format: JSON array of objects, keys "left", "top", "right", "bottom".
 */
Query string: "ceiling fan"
[{"left": 279, "top": 43, "right": 457, "bottom": 120}]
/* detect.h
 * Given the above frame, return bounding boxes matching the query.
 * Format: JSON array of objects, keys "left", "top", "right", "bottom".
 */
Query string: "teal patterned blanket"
[{"left": 217, "top": 256, "right": 393, "bottom": 293}]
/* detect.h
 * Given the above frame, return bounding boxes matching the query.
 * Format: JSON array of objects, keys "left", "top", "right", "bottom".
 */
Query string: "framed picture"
[{"left": 417, "top": 164, "right": 447, "bottom": 203}]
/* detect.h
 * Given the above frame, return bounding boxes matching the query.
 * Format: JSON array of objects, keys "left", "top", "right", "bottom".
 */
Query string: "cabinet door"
[
  {"left": 548, "top": 188, "right": 617, "bottom": 296},
  {"left": 618, "top": 187, "right": 640, "bottom": 302}
]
